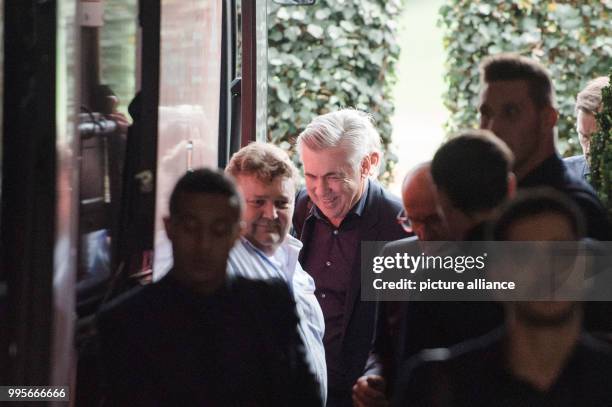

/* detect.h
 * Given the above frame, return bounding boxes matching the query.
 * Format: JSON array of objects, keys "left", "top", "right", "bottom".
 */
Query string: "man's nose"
[
  {"left": 262, "top": 201, "right": 277, "bottom": 219},
  {"left": 315, "top": 177, "right": 329, "bottom": 193},
  {"left": 197, "top": 232, "right": 215, "bottom": 251}
]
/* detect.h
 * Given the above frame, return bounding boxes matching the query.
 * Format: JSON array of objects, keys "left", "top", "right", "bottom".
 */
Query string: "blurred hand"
[
  {"left": 106, "top": 95, "right": 131, "bottom": 134},
  {"left": 352, "top": 375, "right": 388, "bottom": 407}
]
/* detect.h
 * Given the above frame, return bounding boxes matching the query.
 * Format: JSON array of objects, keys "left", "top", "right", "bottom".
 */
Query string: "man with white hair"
[
  {"left": 565, "top": 76, "right": 610, "bottom": 181},
  {"left": 293, "top": 109, "right": 407, "bottom": 407},
  {"left": 225, "top": 142, "right": 327, "bottom": 402}
]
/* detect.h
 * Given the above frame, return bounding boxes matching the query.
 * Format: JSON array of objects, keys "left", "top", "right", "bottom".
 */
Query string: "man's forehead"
[
  {"left": 237, "top": 174, "right": 295, "bottom": 197},
  {"left": 480, "top": 80, "right": 530, "bottom": 102},
  {"left": 174, "top": 192, "right": 240, "bottom": 217}
]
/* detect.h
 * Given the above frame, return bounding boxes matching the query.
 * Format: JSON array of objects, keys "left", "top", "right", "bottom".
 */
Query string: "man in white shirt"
[{"left": 226, "top": 142, "right": 327, "bottom": 402}]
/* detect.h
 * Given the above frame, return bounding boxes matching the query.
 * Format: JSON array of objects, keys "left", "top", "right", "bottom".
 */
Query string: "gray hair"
[
  {"left": 296, "top": 109, "right": 382, "bottom": 175},
  {"left": 575, "top": 76, "right": 609, "bottom": 115}
]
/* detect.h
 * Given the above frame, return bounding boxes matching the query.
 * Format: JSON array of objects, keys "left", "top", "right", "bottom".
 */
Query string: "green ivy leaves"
[
  {"left": 590, "top": 73, "right": 612, "bottom": 217},
  {"left": 439, "top": 0, "right": 611, "bottom": 156},
  {"left": 267, "top": 0, "right": 403, "bottom": 183}
]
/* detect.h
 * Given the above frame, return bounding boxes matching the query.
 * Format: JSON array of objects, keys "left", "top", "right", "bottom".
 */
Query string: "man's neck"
[
  {"left": 515, "top": 138, "right": 555, "bottom": 181},
  {"left": 506, "top": 311, "right": 581, "bottom": 391},
  {"left": 170, "top": 270, "right": 226, "bottom": 296}
]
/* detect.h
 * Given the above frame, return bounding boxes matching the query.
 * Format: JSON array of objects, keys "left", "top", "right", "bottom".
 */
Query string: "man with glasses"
[
  {"left": 564, "top": 76, "right": 609, "bottom": 181},
  {"left": 353, "top": 162, "right": 450, "bottom": 407}
]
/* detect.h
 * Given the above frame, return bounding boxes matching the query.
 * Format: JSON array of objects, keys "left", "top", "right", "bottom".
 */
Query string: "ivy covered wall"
[
  {"left": 267, "top": 0, "right": 403, "bottom": 181},
  {"left": 438, "top": 0, "right": 611, "bottom": 156}
]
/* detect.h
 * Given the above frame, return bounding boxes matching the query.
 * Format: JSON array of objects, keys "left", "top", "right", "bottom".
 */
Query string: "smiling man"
[
  {"left": 294, "top": 109, "right": 407, "bottom": 407},
  {"left": 226, "top": 142, "right": 327, "bottom": 402}
]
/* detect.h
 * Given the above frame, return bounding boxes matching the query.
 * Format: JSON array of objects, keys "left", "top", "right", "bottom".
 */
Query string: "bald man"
[{"left": 352, "top": 163, "right": 450, "bottom": 407}]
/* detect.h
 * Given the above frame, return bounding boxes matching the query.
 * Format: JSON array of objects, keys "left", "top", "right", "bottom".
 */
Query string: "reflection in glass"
[{"left": 154, "top": 0, "right": 223, "bottom": 277}]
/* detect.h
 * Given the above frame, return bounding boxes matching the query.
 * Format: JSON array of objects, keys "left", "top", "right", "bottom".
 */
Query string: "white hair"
[{"left": 296, "top": 109, "right": 382, "bottom": 176}]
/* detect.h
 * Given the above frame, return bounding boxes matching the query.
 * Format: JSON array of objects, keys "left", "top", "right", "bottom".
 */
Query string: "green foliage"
[
  {"left": 267, "top": 0, "right": 403, "bottom": 182},
  {"left": 590, "top": 72, "right": 612, "bottom": 217},
  {"left": 438, "top": 0, "right": 611, "bottom": 156}
]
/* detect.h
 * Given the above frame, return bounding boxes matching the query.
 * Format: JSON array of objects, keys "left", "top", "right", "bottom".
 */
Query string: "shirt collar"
[
  {"left": 239, "top": 236, "right": 300, "bottom": 282},
  {"left": 518, "top": 153, "right": 564, "bottom": 188}
]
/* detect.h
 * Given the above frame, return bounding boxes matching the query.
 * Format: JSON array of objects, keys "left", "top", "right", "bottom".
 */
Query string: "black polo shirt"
[
  {"left": 519, "top": 154, "right": 611, "bottom": 241},
  {"left": 393, "top": 328, "right": 612, "bottom": 407}
]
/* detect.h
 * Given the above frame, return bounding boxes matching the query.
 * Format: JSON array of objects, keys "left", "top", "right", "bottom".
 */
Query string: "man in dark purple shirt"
[{"left": 293, "top": 109, "right": 408, "bottom": 407}]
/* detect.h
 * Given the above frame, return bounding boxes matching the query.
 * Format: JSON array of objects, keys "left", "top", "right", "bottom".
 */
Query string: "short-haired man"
[
  {"left": 478, "top": 54, "right": 612, "bottom": 240},
  {"left": 420, "top": 130, "right": 511, "bottom": 352},
  {"left": 225, "top": 142, "right": 327, "bottom": 401},
  {"left": 393, "top": 189, "right": 612, "bottom": 407},
  {"left": 431, "top": 129, "right": 516, "bottom": 240},
  {"left": 98, "top": 168, "right": 321, "bottom": 406},
  {"left": 294, "top": 109, "right": 407, "bottom": 406},
  {"left": 565, "top": 76, "right": 610, "bottom": 181}
]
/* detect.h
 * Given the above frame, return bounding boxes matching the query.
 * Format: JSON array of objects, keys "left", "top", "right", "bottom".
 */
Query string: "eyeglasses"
[
  {"left": 396, "top": 208, "right": 446, "bottom": 235},
  {"left": 396, "top": 208, "right": 413, "bottom": 233}
]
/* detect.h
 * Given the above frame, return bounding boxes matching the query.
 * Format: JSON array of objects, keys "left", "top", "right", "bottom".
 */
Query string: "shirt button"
[
  {"left": 325, "top": 261, "right": 331, "bottom": 267},
  {"left": 321, "top": 293, "right": 326, "bottom": 299},
  {"left": 333, "top": 230, "right": 339, "bottom": 235}
]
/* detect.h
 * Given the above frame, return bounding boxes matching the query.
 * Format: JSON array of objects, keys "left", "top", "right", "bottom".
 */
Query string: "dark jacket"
[
  {"left": 393, "top": 328, "right": 612, "bottom": 407},
  {"left": 97, "top": 275, "right": 321, "bottom": 407},
  {"left": 293, "top": 179, "right": 406, "bottom": 405},
  {"left": 521, "top": 154, "right": 611, "bottom": 241}
]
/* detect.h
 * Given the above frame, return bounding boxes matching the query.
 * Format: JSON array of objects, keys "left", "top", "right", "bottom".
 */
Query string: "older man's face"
[
  {"left": 235, "top": 174, "right": 295, "bottom": 255},
  {"left": 301, "top": 145, "right": 367, "bottom": 227},
  {"left": 576, "top": 110, "right": 597, "bottom": 160},
  {"left": 402, "top": 172, "right": 449, "bottom": 241}
]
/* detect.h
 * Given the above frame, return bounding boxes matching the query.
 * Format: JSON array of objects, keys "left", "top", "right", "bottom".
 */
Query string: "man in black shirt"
[
  {"left": 97, "top": 168, "right": 321, "bottom": 406},
  {"left": 478, "top": 54, "right": 611, "bottom": 241}
]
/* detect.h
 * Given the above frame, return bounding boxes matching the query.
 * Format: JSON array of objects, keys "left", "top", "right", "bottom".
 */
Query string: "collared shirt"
[
  {"left": 563, "top": 154, "right": 590, "bottom": 182},
  {"left": 302, "top": 181, "right": 370, "bottom": 391},
  {"left": 228, "top": 236, "right": 327, "bottom": 402}
]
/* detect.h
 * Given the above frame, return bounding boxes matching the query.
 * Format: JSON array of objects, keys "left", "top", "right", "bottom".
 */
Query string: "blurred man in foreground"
[
  {"left": 98, "top": 168, "right": 321, "bottom": 406},
  {"left": 393, "top": 189, "right": 612, "bottom": 407}
]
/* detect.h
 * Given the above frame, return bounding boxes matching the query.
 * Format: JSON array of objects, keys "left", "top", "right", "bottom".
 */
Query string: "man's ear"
[
  {"left": 369, "top": 151, "right": 380, "bottom": 169},
  {"left": 507, "top": 172, "right": 517, "bottom": 199},
  {"left": 540, "top": 106, "right": 558, "bottom": 132},
  {"left": 163, "top": 216, "right": 174, "bottom": 241},
  {"left": 361, "top": 153, "right": 375, "bottom": 178}
]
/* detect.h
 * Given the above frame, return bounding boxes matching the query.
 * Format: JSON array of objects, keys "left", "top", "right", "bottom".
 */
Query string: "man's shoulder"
[
  {"left": 97, "top": 283, "right": 158, "bottom": 323},
  {"left": 564, "top": 154, "right": 586, "bottom": 165},
  {"left": 231, "top": 276, "right": 296, "bottom": 316},
  {"left": 382, "top": 236, "right": 419, "bottom": 254},
  {"left": 369, "top": 180, "right": 403, "bottom": 211},
  {"left": 393, "top": 329, "right": 502, "bottom": 405}
]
